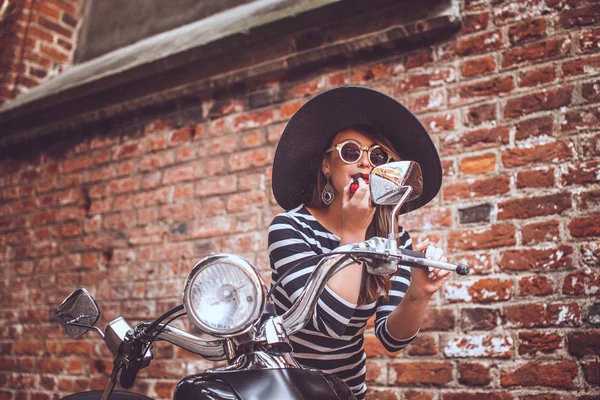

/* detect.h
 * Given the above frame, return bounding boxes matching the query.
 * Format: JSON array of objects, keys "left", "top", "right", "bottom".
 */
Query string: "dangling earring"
[{"left": 322, "top": 172, "right": 334, "bottom": 205}]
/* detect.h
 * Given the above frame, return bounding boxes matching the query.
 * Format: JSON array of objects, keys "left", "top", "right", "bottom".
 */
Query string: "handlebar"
[{"left": 278, "top": 239, "right": 468, "bottom": 337}]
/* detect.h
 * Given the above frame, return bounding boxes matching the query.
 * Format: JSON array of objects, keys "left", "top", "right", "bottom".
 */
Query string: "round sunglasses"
[{"left": 325, "top": 139, "right": 394, "bottom": 167}]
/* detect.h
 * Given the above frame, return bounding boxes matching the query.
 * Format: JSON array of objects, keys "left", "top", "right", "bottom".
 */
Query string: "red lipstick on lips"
[{"left": 350, "top": 173, "right": 370, "bottom": 196}]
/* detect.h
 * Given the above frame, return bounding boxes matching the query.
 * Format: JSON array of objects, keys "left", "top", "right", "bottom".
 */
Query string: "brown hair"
[{"left": 306, "top": 127, "right": 399, "bottom": 305}]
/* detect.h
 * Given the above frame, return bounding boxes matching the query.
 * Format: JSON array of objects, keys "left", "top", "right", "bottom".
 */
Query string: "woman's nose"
[{"left": 357, "top": 150, "right": 370, "bottom": 168}]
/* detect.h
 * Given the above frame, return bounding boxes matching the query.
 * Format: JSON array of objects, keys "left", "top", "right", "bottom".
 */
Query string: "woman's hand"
[
  {"left": 409, "top": 238, "right": 451, "bottom": 296},
  {"left": 340, "top": 177, "right": 375, "bottom": 243}
]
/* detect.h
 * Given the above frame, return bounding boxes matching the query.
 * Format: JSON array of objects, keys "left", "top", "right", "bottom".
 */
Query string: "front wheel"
[{"left": 61, "top": 391, "right": 153, "bottom": 400}]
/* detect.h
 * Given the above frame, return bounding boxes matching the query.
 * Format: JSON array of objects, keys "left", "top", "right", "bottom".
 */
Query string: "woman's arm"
[{"left": 385, "top": 238, "right": 451, "bottom": 340}]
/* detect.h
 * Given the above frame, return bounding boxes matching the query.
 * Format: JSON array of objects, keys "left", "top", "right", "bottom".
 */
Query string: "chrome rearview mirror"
[
  {"left": 370, "top": 161, "right": 423, "bottom": 206},
  {"left": 55, "top": 288, "right": 102, "bottom": 339},
  {"left": 367, "top": 161, "right": 424, "bottom": 274}
]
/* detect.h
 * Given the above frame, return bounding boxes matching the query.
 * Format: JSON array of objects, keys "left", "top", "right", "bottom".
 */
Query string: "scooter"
[{"left": 55, "top": 161, "right": 469, "bottom": 400}]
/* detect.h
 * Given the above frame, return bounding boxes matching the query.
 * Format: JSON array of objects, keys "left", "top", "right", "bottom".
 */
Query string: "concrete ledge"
[{"left": 0, "top": 0, "right": 460, "bottom": 148}]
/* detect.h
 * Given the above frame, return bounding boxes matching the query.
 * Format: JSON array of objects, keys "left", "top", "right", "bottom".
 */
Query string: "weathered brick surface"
[{"left": 2, "top": 1, "right": 600, "bottom": 399}]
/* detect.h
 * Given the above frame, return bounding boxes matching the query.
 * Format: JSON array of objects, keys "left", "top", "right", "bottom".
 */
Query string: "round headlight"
[{"left": 182, "top": 254, "right": 266, "bottom": 337}]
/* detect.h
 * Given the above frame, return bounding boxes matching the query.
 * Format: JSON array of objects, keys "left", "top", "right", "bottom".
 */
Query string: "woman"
[{"left": 269, "top": 86, "right": 450, "bottom": 399}]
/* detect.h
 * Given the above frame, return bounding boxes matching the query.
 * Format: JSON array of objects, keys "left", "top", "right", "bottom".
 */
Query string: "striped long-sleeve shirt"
[{"left": 268, "top": 205, "right": 417, "bottom": 399}]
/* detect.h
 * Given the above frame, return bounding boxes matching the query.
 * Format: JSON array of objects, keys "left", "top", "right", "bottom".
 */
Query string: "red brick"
[
  {"left": 556, "top": 4, "right": 600, "bottom": 28},
  {"left": 521, "top": 221, "right": 560, "bottom": 244},
  {"left": 498, "top": 193, "right": 571, "bottom": 220},
  {"left": 443, "top": 176, "right": 510, "bottom": 201},
  {"left": 351, "top": 62, "right": 392, "bottom": 83},
  {"left": 501, "top": 361, "right": 577, "bottom": 388},
  {"left": 195, "top": 175, "right": 237, "bottom": 197},
  {"left": 280, "top": 101, "right": 302, "bottom": 120},
  {"left": 579, "top": 27, "right": 600, "bottom": 53},
  {"left": 229, "top": 147, "right": 273, "bottom": 172},
  {"left": 113, "top": 141, "right": 143, "bottom": 160},
  {"left": 563, "top": 271, "right": 600, "bottom": 296},
  {"left": 168, "top": 126, "right": 193, "bottom": 146},
  {"left": 504, "top": 85, "right": 572, "bottom": 118},
  {"left": 517, "top": 167, "right": 555, "bottom": 188},
  {"left": 582, "top": 79, "right": 600, "bottom": 103},
  {"left": 515, "top": 115, "right": 554, "bottom": 140},
  {"left": 140, "top": 152, "right": 175, "bottom": 171},
  {"left": 449, "top": 76, "right": 514, "bottom": 106},
  {"left": 445, "top": 278, "right": 513, "bottom": 303},
  {"left": 562, "top": 106, "right": 600, "bottom": 132},
  {"left": 443, "top": 333, "right": 512, "bottom": 358},
  {"left": 503, "top": 302, "right": 580, "bottom": 328},
  {"left": 190, "top": 216, "right": 235, "bottom": 239},
  {"left": 447, "top": 224, "right": 516, "bottom": 252},
  {"left": 240, "top": 130, "right": 266, "bottom": 149},
  {"left": 38, "top": 15, "right": 73, "bottom": 37},
  {"left": 581, "top": 242, "right": 600, "bottom": 268},
  {"left": 502, "top": 140, "right": 573, "bottom": 168},
  {"left": 232, "top": 109, "right": 275, "bottom": 131},
  {"left": 519, "top": 276, "right": 554, "bottom": 296},
  {"left": 39, "top": 358, "right": 66, "bottom": 373},
  {"left": 282, "top": 76, "right": 327, "bottom": 99},
  {"left": 465, "top": 103, "right": 496, "bottom": 126},
  {"left": 502, "top": 37, "right": 570, "bottom": 69},
  {"left": 391, "top": 362, "right": 453, "bottom": 385},
  {"left": 407, "top": 334, "right": 438, "bottom": 356},
  {"left": 459, "top": 153, "right": 496, "bottom": 174},
  {"left": 443, "top": 393, "right": 513, "bottom": 400},
  {"left": 396, "top": 67, "right": 455, "bottom": 93},
  {"left": 519, "top": 331, "right": 562, "bottom": 355},
  {"left": 499, "top": 246, "right": 573, "bottom": 272},
  {"left": 458, "top": 362, "right": 492, "bottom": 386},
  {"left": 461, "top": 56, "right": 497, "bottom": 79},
  {"left": 421, "top": 308, "right": 456, "bottom": 332},
  {"left": 493, "top": 0, "right": 545, "bottom": 26},
  {"left": 579, "top": 189, "right": 600, "bottom": 210},
  {"left": 405, "top": 49, "right": 434, "bottom": 69},
  {"left": 569, "top": 214, "right": 600, "bottom": 238},
  {"left": 508, "top": 18, "right": 546, "bottom": 45},
  {"left": 460, "top": 12, "right": 490, "bottom": 34},
  {"left": 562, "top": 54, "right": 600, "bottom": 77},
  {"left": 63, "top": 155, "right": 92, "bottom": 173},
  {"left": 568, "top": 330, "right": 600, "bottom": 357},
  {"left": 407, "top": 89, "right": 446, "bottom": 113},
  {"left": 162, "top": 162, "right": 203, "bottom": 184},
  {"left": 519, "top": 65, "right": 557, "bottom": 87},
  {"left": 456, "top": 30, "right": 503, "bottom": 57},
  {"left": 583, "top": 361, "right": 600, "bottom": 384},
  {"left": 14, "top": 341, "right": 42, "bottom": 356},
  {"left": 443, "top": 126, "right": 510, "bottom": 154}
]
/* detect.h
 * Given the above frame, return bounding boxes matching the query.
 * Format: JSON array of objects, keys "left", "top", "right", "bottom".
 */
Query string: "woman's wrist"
[{"left": 405, "top": 283, "right": 433, "bottom": 303}]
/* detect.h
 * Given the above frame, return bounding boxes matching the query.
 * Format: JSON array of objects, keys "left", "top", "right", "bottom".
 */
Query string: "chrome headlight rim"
[{"left": 182, "top": 254, "right": 266, "bottom": 338}]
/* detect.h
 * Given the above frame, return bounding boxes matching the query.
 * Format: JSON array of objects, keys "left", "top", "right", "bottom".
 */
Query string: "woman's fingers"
[
  {"left": 414, "top": 238, "right": 429, "bottom": 252},
  {"left": 425, "top": 245, "right": 444, "bottom": 261}
]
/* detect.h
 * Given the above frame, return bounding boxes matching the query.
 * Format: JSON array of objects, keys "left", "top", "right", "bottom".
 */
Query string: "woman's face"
[{"left": 322, "top": 129, "right": 389, "bottom": 195}]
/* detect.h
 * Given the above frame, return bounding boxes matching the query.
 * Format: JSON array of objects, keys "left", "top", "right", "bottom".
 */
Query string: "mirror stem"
[
  {"left": 68, "top": 322, "right": 105, "bottom": 339},
  {"left": 388, "top": 186, "right": 413, "bottom": 252}
]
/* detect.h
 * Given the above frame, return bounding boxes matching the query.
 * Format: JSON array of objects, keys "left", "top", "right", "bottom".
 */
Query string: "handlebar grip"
[
  {"left": 456, "top": 264, "right": 469, "bottom": 275},
  {"left": 399, "top": 248, "right": 426, "bottom": 258}
]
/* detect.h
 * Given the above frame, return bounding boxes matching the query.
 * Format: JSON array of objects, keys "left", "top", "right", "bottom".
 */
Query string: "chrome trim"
[
  {"left": 207, "top": 350, "right": 301, "bottom": 372},
  {"left": 182, "top": 254, "right": 267, "bottom": 338},
  {"left": 151, "top": 324, "right": 227, "bottom": 361}
]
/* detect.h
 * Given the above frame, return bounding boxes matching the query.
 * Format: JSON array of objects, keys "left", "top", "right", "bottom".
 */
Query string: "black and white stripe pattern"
[{"left": 268, "top": 205, "right": 416, "bottom": 399}]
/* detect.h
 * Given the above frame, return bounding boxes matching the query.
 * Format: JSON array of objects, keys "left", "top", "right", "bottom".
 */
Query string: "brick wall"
[
  {"left": 1, "top": 0, "right": 599, "bottom": 399},
  {"left": 0, "top": 0, "right": 83, "bottom": 105}
]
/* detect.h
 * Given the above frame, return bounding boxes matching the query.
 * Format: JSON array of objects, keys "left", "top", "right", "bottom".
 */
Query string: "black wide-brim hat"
[{"left": 272, "top": 86, "right": 442, "bottom": 213}]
